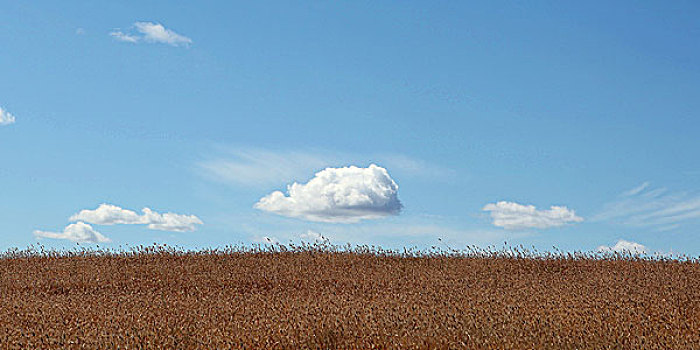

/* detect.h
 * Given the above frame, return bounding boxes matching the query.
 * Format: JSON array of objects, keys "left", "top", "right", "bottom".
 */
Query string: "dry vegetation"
[{"left": 0, "top": 244, "right": 699, "bottom": 349}]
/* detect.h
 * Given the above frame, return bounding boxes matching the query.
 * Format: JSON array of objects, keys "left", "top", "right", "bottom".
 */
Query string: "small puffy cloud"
[
  {"left": 255, "top": 164, "right": 402, "bottom": 223},
  {"left": 70, "top": 204, "right": 203, "bottom": 232},
  {"left": 70, "top": 204, "right": 142, "bottom": 225},
  {"left": 140, "top": 208, "right": 203, "bottom": 232},
  {"left": 34, "top": 222, "right": 111, "bottom": 243},
  {"left": 134, "top": 22, "right": 192, "bottom": 46},
  {"left": 483, "top": 201, "right": 583, "bottom": 230},
  {"left": 300, "top": 230, "right": 328, "bottom": 242},
  {"left": 597, "top": 239, "right": 647, "bottom": 254},
  {"left": 0, "top": 106, "right": 16, "bottom": 125},
  {"left": 110, "top": 22, "right": 192, "bottom": 46}
]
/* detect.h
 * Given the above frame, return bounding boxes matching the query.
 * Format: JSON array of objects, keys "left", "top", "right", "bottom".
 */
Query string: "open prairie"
[{"left": 1, "top": 245, "right": 698, "bottom": 349}]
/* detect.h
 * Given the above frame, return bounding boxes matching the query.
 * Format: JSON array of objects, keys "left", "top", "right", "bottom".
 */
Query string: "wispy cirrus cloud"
[
  {"left": 0, "top": 106, "right": 16, "bottom": 126},
  {"left": 594, "top": 183, "right": 700, "bottom": 231},
  {"left": 255, "top": 164, "right": 402, "bottom": 223},
  {"left": 198, "top": 148, "right": 329, "bottom": 188},
  {"left": 483, "top": 201, "right": 583, "bottom": 230},
  {"left": 197, "top": 147, "right": 455, "bottom": 188},
  {"left": 622, "top": 182, "right": 650, "bottom": 197},
  {"left": 110, "top": 22, "right": 192, "bottom": 47}
]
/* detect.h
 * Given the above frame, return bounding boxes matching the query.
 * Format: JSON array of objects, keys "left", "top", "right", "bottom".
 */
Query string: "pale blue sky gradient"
[{"left": 1, "top": 1, "right": 699, "bottom": 254}]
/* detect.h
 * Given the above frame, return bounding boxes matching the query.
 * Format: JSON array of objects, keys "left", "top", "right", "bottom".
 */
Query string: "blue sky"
[{"left": 1, "top": 1, "right": 699, "bottom": 255}]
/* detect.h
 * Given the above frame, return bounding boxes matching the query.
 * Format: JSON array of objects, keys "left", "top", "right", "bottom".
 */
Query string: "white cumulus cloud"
[
  {"left": 0, "top": 106, "right": 16, "bottom": 125},
  {"left": 597, "top": 239, "right": 647, "bottom": 254},
  {"left": 34, "top": 222, "right": 111, "bottom": 243},
  {"left": 255, "top": 164, "right": 402, "bottom": 223},
  {"left": 140, "top": 208, "right": 203, "bottom": 232},
  {"left": 70, "top": 203, "right": 142, "bottom": 225},
  {"left": 70, "top": 204, "right": 203, "bottom": 232},
  {"left": 483, "top": 201, "right": 583, "bottom": 230},
  {"left": 110, "top": 22, "right": 192, "bottom": 46}
]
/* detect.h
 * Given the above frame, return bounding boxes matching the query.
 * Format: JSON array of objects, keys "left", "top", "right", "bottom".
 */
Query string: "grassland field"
[{"left": 0, "top": 244, "right": 698, "bottom": 349}]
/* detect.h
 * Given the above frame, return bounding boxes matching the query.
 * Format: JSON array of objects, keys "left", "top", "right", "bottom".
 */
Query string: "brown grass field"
[{"left": 0, "top": 244, "right": 698, "bottom": 349}]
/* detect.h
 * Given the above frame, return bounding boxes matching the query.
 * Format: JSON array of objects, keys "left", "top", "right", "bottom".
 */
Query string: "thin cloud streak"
[
  {"left": 198, "top": 149, "right": 329, "bottom": 187},
  {"left": 594, "top": 183, "right": 700, "bottom": 230},
  {"left": 623, "top": 182, "right": 650, "bottom": 197},
  {"left": 197, "top": 148, "right": 455, "bottom": 188}
]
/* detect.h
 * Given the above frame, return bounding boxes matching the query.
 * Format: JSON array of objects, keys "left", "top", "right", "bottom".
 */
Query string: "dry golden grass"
[{"left": 0, "top": 244, "right": 698, "bottom": 349}]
